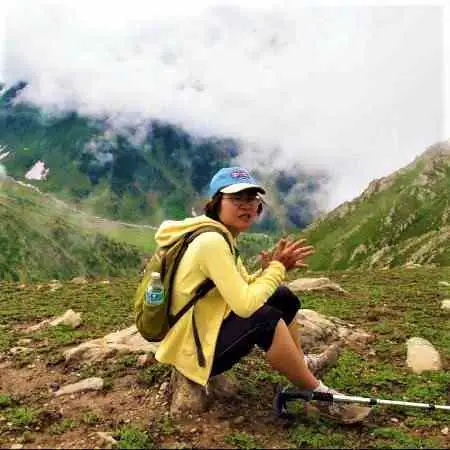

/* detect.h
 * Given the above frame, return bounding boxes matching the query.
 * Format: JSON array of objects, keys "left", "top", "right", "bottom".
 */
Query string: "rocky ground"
[{"left": 0, "top": 267, "right": 449, "bottom": 448}]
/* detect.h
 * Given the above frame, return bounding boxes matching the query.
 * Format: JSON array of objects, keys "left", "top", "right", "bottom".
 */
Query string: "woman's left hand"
[{"left": 258, "top": 249, "right": 273, "bottom": 270}]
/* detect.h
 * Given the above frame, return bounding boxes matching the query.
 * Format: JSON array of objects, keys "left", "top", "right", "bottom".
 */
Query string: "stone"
[
  {"left": 48, "top": 281, "right": 62, "bottom": 292},
  {"left": 71, "top": 276, "right": 87, "bottom": 284},
  {"left": 50, "top": 309, "right": 82, "bottom": 328},
  {"left": 438, "top": 281, "right": 450, "bottom": 287},
  {"left": 169, "top": 370, "right": 208, "bottom": 418},
  {"left": 55, "top": 377, "right": 104, "bottom": 396},
  {"left": 24, "top": 319, "right": 53, "bottom": 333},
  {"left": 96, "top": 431, "right": 118, "bottom": 448},
  {"left": 287, "top": 277, "right": 348, "bottom": 295},
  {"left": 206, "top": 373, "right": 240, "bottom": 400},
  {"left": 64, "top": 326, "right": 159, "bottom": 364},
  {"left": 406, "top": 337, "right": 442, "bottom": 374},
  {"left": 136, "top": 354, "right": 155, "bottom": 367},
  {"left": 295, "top": 309, "right": 373, "bottom": 352},
  {"left": 9, "top": 347, "right": 32, "bottom": 355},
  {"left": 441, "top": 299, "right": 450, "bottom": 311}
]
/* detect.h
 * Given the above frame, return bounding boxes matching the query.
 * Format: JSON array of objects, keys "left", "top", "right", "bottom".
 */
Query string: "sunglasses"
[{"left": 222, "top": 193, "right": 263, "bottom": 207}]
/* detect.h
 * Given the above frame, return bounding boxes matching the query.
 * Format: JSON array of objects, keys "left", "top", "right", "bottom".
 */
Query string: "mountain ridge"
[{"left": 303, "top": 140, "right": 450, "bottom": 270}]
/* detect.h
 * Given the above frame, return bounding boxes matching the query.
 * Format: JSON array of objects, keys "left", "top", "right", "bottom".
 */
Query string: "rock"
[
  {"left": 159, "top": 382, "right": 169, "bottom": 397},
  {"left": 168, "top": 369, "right": 241, "bottom": 417},
  {"left": 441, "top": 299, "right": 450, "bottom": 311},
  {"left": 96, "top": 431, "right": 118, "bottom": 447},
  {"left": 206, "top": 373, "right": 240, "bottom": 400},
  {"left": 405, "top": 263, "right": 421, "bottom": 269},
  {"left": 11, "top": 444, "right": 24, "bottom": 449},
  {"left": 64, "top": 326, "right": 159, "bottom": 364},
  {"left": 287, "top": 277, "right": 348, "bottom": 295},
  {"left": 136, "top": 354, "right": 155, "bottom": 367},
  {"left": 24, "top": 309, "right": 82, "bottom": 333},
  {"left": 441, "top": 426, "right": 449, "bottom": 436},
  {"left": 71, "top": 276, "right": 87, "bottom": 284},
  {"left": 16, "top": 338, "right": 32, "bottom": 346},
  {"left": 55, "top": 377, "right": 104, "bottom": 396},
  {"left": 24, "top": 319, "right": 53, "bottom": 333},
  {"left": 295, "top": 309, "right": 373, "bottom": 352},
  {"left": 9, "top": 347, "right": 32, "bottom": 355},
  {"left": 50, "top": 309, "right": 82, "bottom": 328},
  {"left": 438, "top": 281, "right": 450, "bottom": 287},
  {"left": 406, "top": 337, "right": 442, "bottom": 374},
  {"left": 48, "top": 281, "right": 62, "bottom": 292},
  {"left": 169, "top": 370, "right": 208, "bottom": 418}
]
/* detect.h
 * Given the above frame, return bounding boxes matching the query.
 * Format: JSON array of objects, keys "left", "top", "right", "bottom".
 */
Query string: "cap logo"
[{"left": 230, "top": 168, "right": 251, "bottom": 180}]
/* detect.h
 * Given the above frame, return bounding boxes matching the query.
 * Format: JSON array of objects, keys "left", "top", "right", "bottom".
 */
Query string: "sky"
[{"left": 1, "top": 0, "right": 449, "bottom": 210}]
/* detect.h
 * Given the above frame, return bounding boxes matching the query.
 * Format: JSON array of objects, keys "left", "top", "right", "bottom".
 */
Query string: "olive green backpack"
[{"left": 134, "top": 225, "right": 233, "bottom": 367}]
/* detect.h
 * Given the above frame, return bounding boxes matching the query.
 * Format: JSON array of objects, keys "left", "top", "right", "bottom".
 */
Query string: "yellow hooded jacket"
[{"left": 154, "top": 215, "right": 286, "bottom": 386}]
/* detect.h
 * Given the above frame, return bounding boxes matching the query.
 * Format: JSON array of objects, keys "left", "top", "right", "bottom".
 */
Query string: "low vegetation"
[{"left": 0, "top": 267, "right": 448, "bottom": 448}]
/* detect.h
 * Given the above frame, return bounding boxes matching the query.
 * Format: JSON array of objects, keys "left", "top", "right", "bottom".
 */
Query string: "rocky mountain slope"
[{"left": 304, "top": 141, "right": 450, "bottom": 270}]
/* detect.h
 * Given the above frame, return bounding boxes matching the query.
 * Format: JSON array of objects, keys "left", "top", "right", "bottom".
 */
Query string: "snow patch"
[
  {"left": 0, "top": 151, "right": 10, "bottom": 161},
  {"left": 25, "top": 160, "right": 49, "bottom": 181}
]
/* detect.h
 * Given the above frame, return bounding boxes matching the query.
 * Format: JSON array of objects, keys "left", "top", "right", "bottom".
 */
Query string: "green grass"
[
  {"left": 117, "top": 426, "right": 154, "bottom": 449},
  {"left": 304, "top": 154, "right": 450, "bottom": 270},
  {"left": 224, "top": 431, "right": 260, "bottom": 449},
  {"left": 6, "top": 406, "right": 39, "bottom": 427},
  {"left": 0, "top": 179, "right": 143, "bottom": 281},
  {"left": 0, "top": 267, "right": 449, "bottom": 448}
]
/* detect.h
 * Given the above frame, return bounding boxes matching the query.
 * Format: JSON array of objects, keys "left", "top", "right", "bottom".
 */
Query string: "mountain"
[
  {"left": 304, "top": 141, "right": 450, "bottom": 270},
  {"left": 0, "top": 81, "right": 325, "bottom": 232},
  {"left": 0, "top": 177, "right": 143, "bottom": 281}
]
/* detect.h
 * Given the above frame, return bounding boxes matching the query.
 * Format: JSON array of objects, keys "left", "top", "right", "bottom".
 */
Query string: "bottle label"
[{"left": 145, "top": 287, "right": 165, "bottom": 305}]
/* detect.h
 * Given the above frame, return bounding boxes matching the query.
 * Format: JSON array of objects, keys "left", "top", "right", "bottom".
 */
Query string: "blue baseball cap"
[{"left": 208, "top": 166, "right": 266, "bottom": 198}]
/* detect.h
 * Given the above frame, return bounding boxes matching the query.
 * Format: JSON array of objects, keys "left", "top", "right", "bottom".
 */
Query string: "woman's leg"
[
  {"left": 267, "top": 286, "right": 340, "bottom": 374},
  {"left": 266, "top": 318, "right": 319, "bottom": 389}
]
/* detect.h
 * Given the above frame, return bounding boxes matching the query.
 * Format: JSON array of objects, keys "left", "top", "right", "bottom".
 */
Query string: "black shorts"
[{"left": 210, "top": 286, "right": 301, "bottom": 377}]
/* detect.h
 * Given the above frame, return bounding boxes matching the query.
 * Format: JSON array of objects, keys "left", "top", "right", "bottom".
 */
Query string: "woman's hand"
[
  {"left": 270, "top": 236, "right": 315, "bottom": 271},
  {"left": 258, "top": 249, "right": 273, "bottom": 270}
]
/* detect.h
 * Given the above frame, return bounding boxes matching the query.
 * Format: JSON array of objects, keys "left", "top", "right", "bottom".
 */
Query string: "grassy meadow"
[{"left": 0, "top": 266, "right": 449, "bottom": 448}]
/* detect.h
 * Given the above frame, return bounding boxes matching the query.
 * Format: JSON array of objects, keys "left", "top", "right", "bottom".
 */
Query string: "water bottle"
[{"left": 145, "top": 272, "right": 165, "bottom": 305}]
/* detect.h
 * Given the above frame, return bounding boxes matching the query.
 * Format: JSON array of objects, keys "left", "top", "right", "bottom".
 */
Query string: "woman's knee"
[{"left": 268, "top": 286, "right": 302, "bottom": 317}]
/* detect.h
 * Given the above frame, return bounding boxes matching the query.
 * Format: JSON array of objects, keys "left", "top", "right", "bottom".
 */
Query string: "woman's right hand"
[{"left": 270, "top": 236, "right": 315, "bottom": 271}]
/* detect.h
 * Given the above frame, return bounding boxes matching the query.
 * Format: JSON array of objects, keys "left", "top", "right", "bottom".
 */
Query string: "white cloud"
[{"left": 3, "top": 0, "right": 447, "bottom": 210}]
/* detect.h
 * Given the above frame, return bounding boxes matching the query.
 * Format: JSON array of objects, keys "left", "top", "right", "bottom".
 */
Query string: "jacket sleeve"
[
  {"left": 194, "top": 232, "right": 286, "bottom": 318},
  {"left": 237, "top": 258, "right": 262, "bottom": 284}
]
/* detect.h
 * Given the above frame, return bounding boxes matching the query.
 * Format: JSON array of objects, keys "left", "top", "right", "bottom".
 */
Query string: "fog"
[{"left": 1, "top": 0, "right": 447, "bottom": 209}]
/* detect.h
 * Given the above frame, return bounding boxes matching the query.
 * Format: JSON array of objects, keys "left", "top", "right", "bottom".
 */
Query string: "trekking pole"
[{"left": 274, "top": 386, "right": 450, "bottom": 418}]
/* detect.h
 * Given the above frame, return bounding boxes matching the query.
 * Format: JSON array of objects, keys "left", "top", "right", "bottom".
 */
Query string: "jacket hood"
[{"left": 154, "top": 215, "right": 235, "bottom": 248}]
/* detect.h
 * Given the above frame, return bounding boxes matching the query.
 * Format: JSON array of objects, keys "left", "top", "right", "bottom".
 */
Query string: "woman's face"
[{"left": 218, "top": 189, "right": 262, "bottom": 236}]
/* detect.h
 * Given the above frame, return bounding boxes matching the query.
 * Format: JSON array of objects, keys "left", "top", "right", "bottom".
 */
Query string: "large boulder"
[
  {"left": 296, "top": 309, "right": 373, "bottom": 352},
  {"left": 406, "top": 337, "right": 442, "bottom": 374},
  {"left": 64, "top": 325, "right": 158, "bottom": 363}
]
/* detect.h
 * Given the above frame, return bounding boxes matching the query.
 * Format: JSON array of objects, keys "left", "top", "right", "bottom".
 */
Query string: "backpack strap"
[{"left": 167, "top": 225, "right": 234, "bottom": 368}]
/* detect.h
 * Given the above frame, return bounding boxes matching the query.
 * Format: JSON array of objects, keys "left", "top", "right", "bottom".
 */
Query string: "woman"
[{"left": 154, "top": 166, "right": 371, "bottom": 423}]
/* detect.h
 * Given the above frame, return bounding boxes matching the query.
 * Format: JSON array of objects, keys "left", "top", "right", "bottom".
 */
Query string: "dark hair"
[
  {"left": 204, "top": 193, "right": 223, "bottom": 221},
  {"left": 204, "top": 191, "right": 263, "bottom": 221}
]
